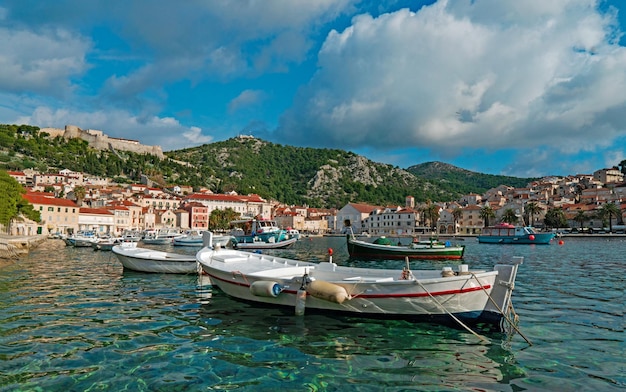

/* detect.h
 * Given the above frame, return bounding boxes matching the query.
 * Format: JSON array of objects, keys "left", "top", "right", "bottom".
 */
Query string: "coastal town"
[{"left": 4, "top": 165, "right": 625, "bottom": 238}]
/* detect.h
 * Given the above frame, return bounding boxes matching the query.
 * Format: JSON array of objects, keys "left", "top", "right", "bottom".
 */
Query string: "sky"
[{"left": 1, "top": 0, "right": 625, "bottom": 178}]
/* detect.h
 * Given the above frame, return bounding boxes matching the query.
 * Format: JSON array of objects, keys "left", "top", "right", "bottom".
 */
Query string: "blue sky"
[{"left": 1, "top": 0, "right": 625, "bottom": 178}]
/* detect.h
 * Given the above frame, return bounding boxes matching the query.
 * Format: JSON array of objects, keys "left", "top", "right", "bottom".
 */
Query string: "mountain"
[
  {"left": 406, "top": 161, "right": 536, "bottom": 196},
  {"left": 0, "top": 124, "right": 536, "bottom": 208}
]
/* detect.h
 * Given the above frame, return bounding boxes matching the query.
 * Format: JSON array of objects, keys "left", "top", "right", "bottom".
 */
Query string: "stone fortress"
[{"left": 39, "top": 125, "right": 164, "bottom": 159}]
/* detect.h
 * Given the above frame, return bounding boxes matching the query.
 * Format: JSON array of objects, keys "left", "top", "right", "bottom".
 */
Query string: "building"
[{"left": 22, "top": 192, "right": 80, "bottom": 235}]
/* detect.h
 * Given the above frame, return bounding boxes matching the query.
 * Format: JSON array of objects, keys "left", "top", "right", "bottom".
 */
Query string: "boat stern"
[{"left": 482, "top": 256, "right": 523, "bottom": 322}]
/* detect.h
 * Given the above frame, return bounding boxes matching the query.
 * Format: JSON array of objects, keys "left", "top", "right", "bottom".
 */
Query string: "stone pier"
[{"left": 0, "top": 234, "right": 49, "bottom": 259}]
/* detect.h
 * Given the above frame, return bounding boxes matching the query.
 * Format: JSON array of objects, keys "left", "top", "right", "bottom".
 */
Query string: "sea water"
[{"left": 0, "top": 236, "right": 623, "bottom": 391}]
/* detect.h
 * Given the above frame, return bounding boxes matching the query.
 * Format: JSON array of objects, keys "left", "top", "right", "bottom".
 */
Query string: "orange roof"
[
  {"left": 23, "top": 193, "right": 78, "bottom": 207},
  {"left": 79, "top": 207, "right": 114, "bottom": 215}
]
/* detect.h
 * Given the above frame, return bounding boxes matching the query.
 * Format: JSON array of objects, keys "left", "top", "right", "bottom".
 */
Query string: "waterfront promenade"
[{"left": 0, "top": 234, "right": 48, "bottom": 259}]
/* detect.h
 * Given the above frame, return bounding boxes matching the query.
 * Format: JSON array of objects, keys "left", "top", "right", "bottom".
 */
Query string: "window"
[{"left": 48, "top": 207, "right": 54, "bottom": 212}]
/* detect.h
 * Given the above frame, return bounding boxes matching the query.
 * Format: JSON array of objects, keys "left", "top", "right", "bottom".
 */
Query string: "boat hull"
[
  {"left": 233, "top": 237, "right": 298, "bottom": 250},
  {"left": 196, "top": 247, "right": 522, "bottom": 324},
  {"left": 477, "top": 233, "right": 554, "bottom": 244},
  {"left": 347, "top": 237, "right": 465, "bottom": 260},
  {"left": 112, "top": 244, "right": 197, "bottom": 274}
]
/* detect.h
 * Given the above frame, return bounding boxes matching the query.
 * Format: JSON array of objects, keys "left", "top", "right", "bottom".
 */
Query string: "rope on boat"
[
  {"left": 414, "top": 279, "right": 490, "bottom": 344},
  {"left": 470, "top": 273, "right": 533, "bottom": 346}
]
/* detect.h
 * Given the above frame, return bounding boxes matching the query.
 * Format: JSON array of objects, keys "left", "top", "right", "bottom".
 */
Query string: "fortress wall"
[{"left": 37, "top": 124, "right": 164, "bottom": 159}]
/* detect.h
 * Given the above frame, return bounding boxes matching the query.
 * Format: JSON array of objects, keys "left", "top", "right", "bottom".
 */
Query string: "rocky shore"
[{"left": 0, "top": 234, "right": 49, "bottom": 260}]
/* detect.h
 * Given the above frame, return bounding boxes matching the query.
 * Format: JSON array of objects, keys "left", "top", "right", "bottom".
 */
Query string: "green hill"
[{"left": 0, "top": 124, "right": 536, "bottom": 208}]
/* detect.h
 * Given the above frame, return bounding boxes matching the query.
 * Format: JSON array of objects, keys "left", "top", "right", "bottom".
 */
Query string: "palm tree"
[
  {"left": 501, "top": 208, "right": 519, "bottom": 224},
  {"left": 525, "top": 202, "right": 541, "bottom": 227},
  {"left": 452, "top": 208, "right": 463, "bottom": 234},
  {"left": 73, "top": 185, "right": 87, "bottom": 207},
  {"left": 573, "top": 210, "right": 588, "bottom": 230},
  {"left": 598, "top": 202, "right": 620, "bottom": 233},
  {"left": 479, "top": 205, "right": 495, "bottom": 227},
  {"left": 421, "top": 201, "right": 440, "bottom": 232}
]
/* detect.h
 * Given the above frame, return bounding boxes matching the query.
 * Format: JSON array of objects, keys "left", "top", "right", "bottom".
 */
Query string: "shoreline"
[{"left": 0, "top": 234, "right": 49, "bottom": 259}]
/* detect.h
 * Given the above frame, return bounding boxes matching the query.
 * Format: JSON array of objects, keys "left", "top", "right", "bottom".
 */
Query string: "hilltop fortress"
[{"left": 39, "top": 125, "right": 164, "bottom": 159}]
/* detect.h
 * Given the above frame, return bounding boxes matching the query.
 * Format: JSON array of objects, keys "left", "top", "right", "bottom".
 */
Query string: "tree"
[
  {"left": 0, "top": 170, "right": 40, "bottom": 232},
  {"left": 573, "top": 210, "right": 588, "bottom": 229},
  {"left": 597, "top": 202, "right": 621, "bottom": 233},
  {"left": 73, "top": 186, "right": 87, "bottom": 206},
  {"left": 544, "top": 208, "right": 567, "bottom": 229},
  {"left": 209, "top": 208, "right": 239, "bottom": 231},
  {"left": 479, "top": 205, "right": 495, "bottom": 227},
  {"left": 421, "top": 201, "right": 439, "bottom": 231},
  {"left": 501, "top": 208, "right": 519, "bottom": 224},
  {"left": 452, "top": 208, "right": 463, "bottom": 234},
  {"left": 525, "top": 202, "right": 541, "bottom": 226}
]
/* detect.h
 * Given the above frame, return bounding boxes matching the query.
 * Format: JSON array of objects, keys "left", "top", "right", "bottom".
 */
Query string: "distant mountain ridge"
[{"left": 406, "top": 161, "right": 535, "bottom": 196}]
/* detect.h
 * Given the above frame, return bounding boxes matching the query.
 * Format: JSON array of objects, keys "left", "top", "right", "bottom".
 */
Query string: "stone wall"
[{"left": 39, "top": 125, "right": 164, "bottom": 159}]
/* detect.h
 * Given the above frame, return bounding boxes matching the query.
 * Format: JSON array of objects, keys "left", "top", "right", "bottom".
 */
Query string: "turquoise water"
[{"left": 0, "top": 236, "right": 623, "bottom": 391}]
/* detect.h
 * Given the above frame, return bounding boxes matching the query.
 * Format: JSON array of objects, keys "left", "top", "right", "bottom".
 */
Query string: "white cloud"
[
  {"left": 228, "top": 90, "right": 266, "bottom": 114},
  {"left": 0, "top": 27, "right": 90, "bottom": 96},
  {"left": 276, "top": 0, "right": 626, "bottom": 160}
]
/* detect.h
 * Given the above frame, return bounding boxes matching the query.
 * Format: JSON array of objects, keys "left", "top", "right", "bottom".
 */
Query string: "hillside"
[
  {"left": 0, "top": 124, "right": 535, "bottom": 208},
  {"left": 407, "top": 161, "right": 536, "bottom": 196}
]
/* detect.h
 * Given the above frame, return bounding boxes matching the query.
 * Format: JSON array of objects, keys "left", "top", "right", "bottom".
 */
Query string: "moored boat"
[
  {"left": 196, "top": 235, "right": 523, "bottom": 326},
  {"left": 228, "top": 217, "right": 298, "bottom": 249},
  {"left": 232, "top": 236, "right": 298, "bottom": 250},
  {"left": 346, "top": 232, "right": 465, "bottom": 260},
  {"left": 112, "top": 242, "right": 198, "bottom": 274},
  {"left": 477, "top": 223, "right": 555, "bottom": 244},
  {"left": 141, "top": 228, "right": 184, "bottom": 245}
]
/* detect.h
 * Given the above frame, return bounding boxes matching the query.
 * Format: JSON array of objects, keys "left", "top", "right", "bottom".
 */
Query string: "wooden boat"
[
  {"left": 346, "top": 232, "right": 465, "bottom": 260},
  {"left": 477, "top": 223, "right": 555, "bottom": 244},
  {"left": 112, "top": 242, "right": 197, "bottom": 274},
  {"left": 196, "top": 235, "right": 523, "bottom": 326}
]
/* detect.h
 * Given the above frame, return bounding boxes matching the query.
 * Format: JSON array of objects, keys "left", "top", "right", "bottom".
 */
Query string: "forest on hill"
[{"left": 0, "top": 124, "right": 536, "bottom": 208}]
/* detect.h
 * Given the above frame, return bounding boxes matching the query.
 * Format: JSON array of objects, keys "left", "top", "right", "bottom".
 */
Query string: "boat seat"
[
  {"left": 343, "top": 276, "right": 395, "bottom": 283},
  {"left": 217, "top": 255, "right": 250, "bottom": 263}
]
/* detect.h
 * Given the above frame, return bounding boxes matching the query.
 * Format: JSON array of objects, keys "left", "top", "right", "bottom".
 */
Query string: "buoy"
[
  {"left": 250, "top": 281, "right": 283, "bottom": 297},
  {"left": 558, "top": 240, "right": 564, "bottom": 245},
  {"left": 306, "top": 280, "right": 350, "bottom": 304},
  {"left": 529, "top": 234, "right": 535, "bottom": 241}
]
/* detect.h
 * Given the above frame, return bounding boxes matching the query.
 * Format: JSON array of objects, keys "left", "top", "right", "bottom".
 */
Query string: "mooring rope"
[
  {"left": 415, "top": 279, "right": 490, "bottom": 344},
  {"left": 470, "top": 272, "right": 532, "bottom": 345}
]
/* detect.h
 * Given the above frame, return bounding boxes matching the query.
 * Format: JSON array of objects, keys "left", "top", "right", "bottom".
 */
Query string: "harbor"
[{"left": 0, "top": 235, "right": 623, "bottom": 391}]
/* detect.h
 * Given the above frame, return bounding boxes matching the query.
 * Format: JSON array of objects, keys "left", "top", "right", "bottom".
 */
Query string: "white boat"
[
  {"left": 174, "top": 230, "right": 236, "bottom": 247},
  {"left": 112, "top": 242, "right": 198, "bottom": 274},
  {"left": 232, "top": 236, "right": 298, "bottom": 250},
  {"left": 173, "top": 229, "right": 205, "bottom": 246},
  {"left": 141, "top": 228, "right": 184, "bottom": 245},
  {"left": 65, "top": 231, "right": 98, "bottom": 247},
  {"left": 196, "top": 236, "right": 523, "bottom": 326}
]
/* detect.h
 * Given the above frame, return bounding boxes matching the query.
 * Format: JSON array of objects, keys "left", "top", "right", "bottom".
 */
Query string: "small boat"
[
  {"left": 477, "top": 223, "right": 555, "bottom": 244},
  {"left": 232, "top": 236, "right": 298, "bottom": 250},
  {"left": 346, "top": 231, "right": 465, "bottom": 260},
  {"left": 91, "top": 237, "right": 123, "bottom": 251},
  {"left": 112, "top": 242, "right": 197, "bottom": 274},
  {"left": 65, "top": 231, "right": 98, "bottom": 247},
  {"left": 196, "top": 238, "right": 523, "bottom": 327},
  {"left": 174, "top": 230, "right": 236, "bottom": 248},
  {"left": 173, "top": 229, "right": 205, "bottom": 246},
  {"left": 228, "top": 217, "right": 298, "bottom": 250},
  {"left": 229, "top": 218, "right": 292, "bottom": 243},
  {"left": 141, "top": 228, "right": 184, "bottom": 245}
]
